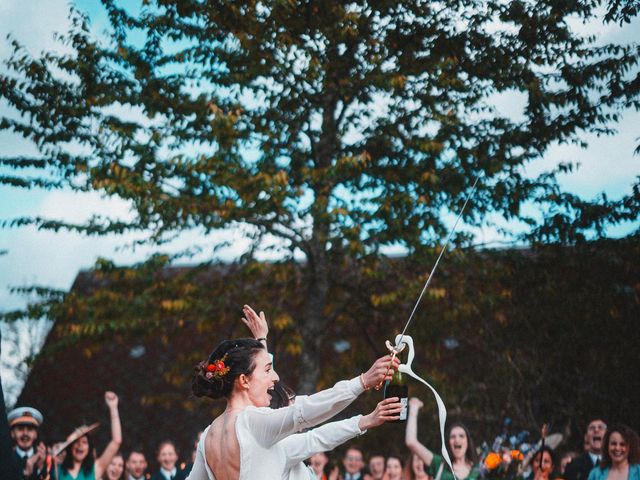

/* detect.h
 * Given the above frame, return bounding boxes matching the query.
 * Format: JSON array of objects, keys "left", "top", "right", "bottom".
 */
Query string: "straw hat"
[
  {"left": 541, "top": 433, "right": 564, "bottom": 450},
  {"left": 53, "top": 422, "right": 100, "bottom": 456}
]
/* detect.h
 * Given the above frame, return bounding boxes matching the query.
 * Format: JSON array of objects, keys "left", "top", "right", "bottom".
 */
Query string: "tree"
[{"left": 1, "top": 0, "right": 639, "bottom": 392}]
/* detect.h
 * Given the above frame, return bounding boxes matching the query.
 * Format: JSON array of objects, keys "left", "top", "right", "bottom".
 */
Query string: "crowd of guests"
[
  {"left": 301, "top": 415, "right": 639, "bottom": 480},
  {"left": 6, "top": 392, "right": 197, "bottom": 480},
  {"left": 6, "top": 391, "right": 639, "bottom": 480}
]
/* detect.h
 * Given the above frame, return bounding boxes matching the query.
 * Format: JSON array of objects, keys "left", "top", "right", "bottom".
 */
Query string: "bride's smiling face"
[{"left": 246, "top": 349, "right": 279, "bottom": 407}]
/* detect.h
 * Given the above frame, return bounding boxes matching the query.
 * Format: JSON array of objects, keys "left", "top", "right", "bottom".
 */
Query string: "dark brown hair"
[
  {"left": 268, "top": 381, "right": 296, "bottom": 409},
  {"left": 600, "top": 424, "right": 640, "bottom": 467},
  {"left": 61, "top": 434, "right": 94, "bottom": 476},
  {"left": 446, "top": 422, "right": 477, "bottom": 465},
  {"left": 192, "top": 338, "right": 264, "bottom": 399}
]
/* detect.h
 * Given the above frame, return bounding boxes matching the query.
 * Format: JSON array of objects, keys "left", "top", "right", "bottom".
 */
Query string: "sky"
[{"left": 0, "top": 0, "right": 639, "bottom": 405}]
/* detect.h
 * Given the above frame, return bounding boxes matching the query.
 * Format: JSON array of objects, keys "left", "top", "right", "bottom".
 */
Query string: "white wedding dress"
[{"left": 187, "top": 377, "right": 364, "bottom": 480}]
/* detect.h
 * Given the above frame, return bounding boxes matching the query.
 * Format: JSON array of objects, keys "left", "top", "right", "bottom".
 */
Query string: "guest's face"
[
  {"left": 344, "top": 448, "right": 364, "bottom": 474},
  {"left": 532, "top": 451, "right": 553, "bottom": 477},
  {"left": 412, "top": 454, "right": 426, "bottom": 475},
  {"left": 386, "top": 457, "right": 403, "bottom": 480},
  {"left": 11, "top": 425, "right": 38, "bottom": 450},
  {"left": 608, "top": 432, "right": 629, "bottom": 465},
  {"left": 126, "top": 452, "right": 148, "bottom": 478},
  {"left": 449, "top": 426, "right": 468, "bottom": 459},
  {"left": 369, "top": 456, "right": 385, "bottom": 478},
  {"left": 106, "top": 455, "right": 124, "bottom": 480},
  {"left": 71, "top": 436, "right": 90, "bottom": 463},
  {"left": 158, "top": 443, "right": 178, "bottom": 470},
  {"left": 309, "top": 453, "right": 328, "bottom": 475},
  {"left": 586, "top": 420, "right": 607, "bottom": 454},
  {"left": 246, "top": 349, "right": 279, "bottom": 407}
]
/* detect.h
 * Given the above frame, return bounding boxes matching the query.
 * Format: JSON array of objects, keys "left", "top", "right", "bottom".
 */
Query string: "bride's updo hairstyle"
[{"left": 192, "top": 338, "right": 264, "bottom": 400}]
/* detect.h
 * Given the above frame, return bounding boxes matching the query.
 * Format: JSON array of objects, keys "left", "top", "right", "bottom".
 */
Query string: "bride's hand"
[
  {"left": 241, "top": 304, "right": 269, "bottom": 339},
  {"left": 361, "top": 354, "right": 399, "bottom": 390},
  {"left": 359, "top": 397, "right": 403, "bottom": 429}
]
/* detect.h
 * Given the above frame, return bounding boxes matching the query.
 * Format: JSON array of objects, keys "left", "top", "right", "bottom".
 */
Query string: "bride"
[{"left": 188, "top": 307, "right": 398, "bottom": 480}]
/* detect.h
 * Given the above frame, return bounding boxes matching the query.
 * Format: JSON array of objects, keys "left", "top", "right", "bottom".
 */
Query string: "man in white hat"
[{"left": 7, "top": 406, "right": 47, "bottom": 480}]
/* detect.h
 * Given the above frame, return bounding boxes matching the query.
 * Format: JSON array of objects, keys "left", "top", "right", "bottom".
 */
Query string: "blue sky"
[
  {"left": 0, "top": 0, "right": 639, "bottom": 403},
  {"left": 1, "top": 0, "right": 638, "bottom": 313}
]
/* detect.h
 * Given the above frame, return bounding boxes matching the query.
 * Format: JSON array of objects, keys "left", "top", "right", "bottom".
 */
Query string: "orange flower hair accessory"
[{"left": 204, "top": 354, "right": 230, "bottom": 380}]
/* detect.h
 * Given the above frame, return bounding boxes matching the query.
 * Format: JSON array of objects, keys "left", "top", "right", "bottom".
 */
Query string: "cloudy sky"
[{"left": 1, "top": 1, "right": 639, "bottom": 403}]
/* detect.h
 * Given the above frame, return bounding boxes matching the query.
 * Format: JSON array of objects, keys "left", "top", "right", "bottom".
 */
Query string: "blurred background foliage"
[{"left": 11, "top": 236, "right": 639, "bottom": 458}]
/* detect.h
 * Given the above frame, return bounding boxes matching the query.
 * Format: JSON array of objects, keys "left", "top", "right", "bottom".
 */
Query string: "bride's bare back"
[{"left": 205, "top": 411, "right": 241, "bottom": 480}]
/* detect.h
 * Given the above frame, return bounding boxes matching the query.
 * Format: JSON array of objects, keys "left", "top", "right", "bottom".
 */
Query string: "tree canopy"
[{"left": 1, "top": 0, "right": 639, "bottom": 391}]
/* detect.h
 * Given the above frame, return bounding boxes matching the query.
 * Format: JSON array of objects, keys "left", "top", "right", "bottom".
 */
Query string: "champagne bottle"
[{"left": 383, "top": 346, "right": 408, "bottom": 422}]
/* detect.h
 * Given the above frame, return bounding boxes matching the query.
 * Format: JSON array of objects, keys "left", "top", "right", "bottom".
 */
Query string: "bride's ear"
[{"left": 237, "top": 373, "right": 251, "bottom": 390}]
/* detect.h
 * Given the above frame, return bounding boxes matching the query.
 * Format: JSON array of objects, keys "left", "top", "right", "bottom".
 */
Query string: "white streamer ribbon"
[{"left": 394, "top": 334, "right": 456, "bottom": 479}]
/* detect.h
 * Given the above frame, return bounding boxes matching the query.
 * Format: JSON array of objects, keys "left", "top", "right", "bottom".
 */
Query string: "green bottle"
[{"left": 382, "top": 348, "right": 408, "bottom": 423}]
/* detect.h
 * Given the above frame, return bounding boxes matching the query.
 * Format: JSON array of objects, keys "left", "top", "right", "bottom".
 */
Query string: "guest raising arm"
[
  {"left": 405, "top": 397, "right": 477, "bottom": 480},
  {"left": 57, "top": 391, "right": 122, "bottom": 480}
]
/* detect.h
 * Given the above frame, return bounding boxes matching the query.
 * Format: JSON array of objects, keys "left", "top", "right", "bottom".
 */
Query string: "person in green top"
[
  {"left": 405, "top": 397, "right": 478, "bottom": 480},
  {"left": 56, "top": 391, "right": 122, "bottom": 480}
]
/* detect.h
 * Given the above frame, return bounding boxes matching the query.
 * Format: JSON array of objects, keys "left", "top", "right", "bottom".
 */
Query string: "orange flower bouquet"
[{"left": 479, "top": 423, "right": 531, "bottom": 480}]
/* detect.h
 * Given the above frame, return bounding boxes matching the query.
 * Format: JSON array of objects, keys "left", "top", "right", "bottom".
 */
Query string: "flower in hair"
[{"left": 204, "top": 354, "right": 230, "bottom": 380}]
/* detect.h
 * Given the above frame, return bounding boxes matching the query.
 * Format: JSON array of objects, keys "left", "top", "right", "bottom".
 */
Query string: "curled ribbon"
[{"left": 392, "top": 334, "right": 456, "bottom": 480}]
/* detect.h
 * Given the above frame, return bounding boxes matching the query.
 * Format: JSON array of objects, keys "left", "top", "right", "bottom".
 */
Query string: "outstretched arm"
[
  {"left": 243, "top": 354, "right": 399, "bottom": 448},
  {"left": 405, "top": 397, "right": 434, "bottom": 466},
  {"left": 94, "top": 392, "right": 122, "bottom": 478},
  {"left": 280, "top": 396, "right": 403, "bottom": 468}
]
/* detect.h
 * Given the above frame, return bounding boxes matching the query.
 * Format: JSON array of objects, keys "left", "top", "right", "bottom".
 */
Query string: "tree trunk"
[
  {"left": 297, "top": 237, "right": 330, "bottom": 394},
  {"left": 296, "top": 89, "right": 338, "bottom": 394}
]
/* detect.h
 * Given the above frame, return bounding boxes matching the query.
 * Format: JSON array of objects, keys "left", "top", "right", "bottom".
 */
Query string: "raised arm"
[
  {"left": 94, "top": 392, "right": 122, "bottom": 478},
  {"left": 280, "top": 397, "right": 403, "bottom": 468},
  {"left": 405, "top": 397, "right": 434, "bottom": 466},
  {"left": 241, "top": 304, "right": 268, "bottom": 349},
  {"left": 242, "top": 354, "right": 399, "bottom": 448}
]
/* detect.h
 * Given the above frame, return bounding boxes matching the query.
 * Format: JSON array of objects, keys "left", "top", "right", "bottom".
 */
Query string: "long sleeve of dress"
[
  {"left": 241, "top": 377, "right": 364, "bottom": 448},
  {"left": 279, "top": 415, "right": 364, "bottom": 469}
]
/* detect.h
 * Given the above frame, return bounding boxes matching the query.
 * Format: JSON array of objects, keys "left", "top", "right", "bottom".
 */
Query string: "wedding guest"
[
  {"left": 566, "top": 420, "right": 607, "bottom": 480},
  {"left": 103, "top": 453, "right": 125, "bottom": 480},
  {"left": 341, "top": 447, "right": 366, "bottom": 480},
  {"left": 588, "top": 425, "right": 640, "bottom": 480},
  {"left": 406, "top": 398, "right": 478, "bottom": 480},
  {"left": 125, "top": 449, "right": 148, "bottom": 480},
  {"left": 309, "top": 452, "right": 329, "bottom": 480},
  {"left": 56, "top": 392, "right": 122, "bottom": 480},
  {"left": 368, "top": 454, "right": 385, "bottom": 480},
  {"left": 405, "top": 453, "right": 430, "bottom": 480},
  {"left": 150, "top": 441, "right": 187, "bottom": 480},
  {"left": 530, "top": 446, "right": 558, "bottom": 480},
  {"left": 7, "top": 407, "right": 47, "bottom": 480},
  {"left": 386, "top": 455, "right": 404, "bottom": 480}
]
